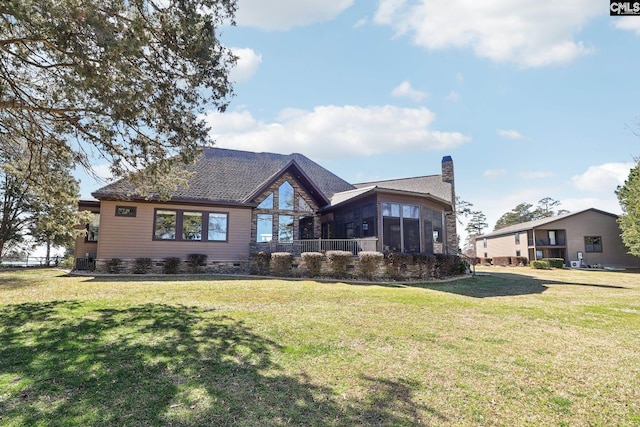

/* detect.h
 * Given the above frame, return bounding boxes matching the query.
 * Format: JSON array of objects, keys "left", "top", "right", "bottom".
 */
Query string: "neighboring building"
[
  {"left": 475, "top": 208, "right": 640, "bottom": 268},
  {"left": 75, "top": 148, "right": 457, "bottom": 270}
]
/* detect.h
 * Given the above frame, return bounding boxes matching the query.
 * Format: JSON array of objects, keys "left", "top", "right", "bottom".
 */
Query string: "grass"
[{"left": 1, "top": 266, "right": 639, "bottom": 426}]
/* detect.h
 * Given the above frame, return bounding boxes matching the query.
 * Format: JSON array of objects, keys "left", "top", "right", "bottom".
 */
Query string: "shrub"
[
  {"left": 492, "top": 256, "right": 512, "bottom": 267},
  {"left": 59, "top": 255, "right": 75, "bottom": 269},
  {"left": 384, "top": 252, "right": 411, "bottom": 279},
  {"left": 510, "top": 256, "right": 528, "bottom": 266},
  {"left": 531, "top": 260, "right": 550, "bottom": 269},
  {"left": 271, "top": 252, "right": 293, "bottom": 277},
  {"left": 326, "top": 250, "right": 353, "bottom": 278},
  {"left": 163, "top": 257, "right": 182, "bottom": 274},
  {"left": 543, "top": 258, "right": 565, "bottom": 268},
  {"left": 432, "top": 254, "right": 466, "bottom": 279},
  {"left": 301, "top": 252, "right": 324, "bottom": 277},
  {"left": 106, "top": 258, "right": 122, "bottom": 274},
  {"left": 186, "top": 253, "right": 208, "bottom": 273},
  {"left": 250, "top": 252, "right": 270, "bottom": 275},
  {"left": 133, "top": 257, "right": 152, "bottom": 274},
  {"left": 358, "top": 251, "right": 384, "bottom": 280},
  {"left": 413, "top": 253, "right": 436, "bottom": 279}
]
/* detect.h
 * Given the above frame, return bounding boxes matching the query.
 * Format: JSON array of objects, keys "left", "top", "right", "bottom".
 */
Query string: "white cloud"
[
  {"left": 572, "top": 162, "right": 635, "bottom": 194},
  {"left": 92, "top": 163, "right": 114, "bottom": 182},
  {"left": 236, "top": 0, "right": 354, "bottom": 30},
  {"left": 391, "top": 80, "right": 427, "bottom": 102},
  {"left": 483, "top": 169, "right": 507, "bottom": 178},
  {"left": 229, "top": 48, "right": 262, "bottom": 82},
  {"left": 519, "top": 170, "right": 554, "bottom": 179},
  {"left": 497, "top": 129, "right": 524, "bottom": 140},
  {"left": 373, "top": 0, "right": 599, "bottom": 67},
  {"left": 614, "top": 17, "right": 640, "bottom": 35},
  {"left": 354, "top": 17, "right": 368, "bottom": 29},
  {"left": 445, "top": 91, "right": 460, "bottom": 102},
  {"left": 203, "top": 105, "right": 470, "bottom": 160}
]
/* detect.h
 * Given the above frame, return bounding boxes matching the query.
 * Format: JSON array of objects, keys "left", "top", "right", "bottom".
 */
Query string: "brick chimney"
[{"left": 441, "top": 156, "right": 458, "bottom": 253}]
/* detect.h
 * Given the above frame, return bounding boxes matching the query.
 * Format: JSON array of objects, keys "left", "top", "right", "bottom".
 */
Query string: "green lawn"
[{"left": 1, "top": 267, "right": 639, "bottom": 426}]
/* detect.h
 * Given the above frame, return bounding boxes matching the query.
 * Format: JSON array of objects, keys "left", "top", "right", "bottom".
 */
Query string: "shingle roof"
[
  {"left": 353, "top": 175, "right": 453, "bottom": 204},
  {"left": 93, "top": 147, "right": 355, "bottom": 205},
  {"left": 478, "top": 208, "right": 619, "bottom": 238}
]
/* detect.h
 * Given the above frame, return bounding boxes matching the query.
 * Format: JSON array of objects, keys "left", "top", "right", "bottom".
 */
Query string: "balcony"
[{"left": 528, "top": 238, "right": 566, "bottom": 247}]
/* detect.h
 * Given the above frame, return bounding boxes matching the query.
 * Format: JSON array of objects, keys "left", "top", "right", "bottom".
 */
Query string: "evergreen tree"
[
  {"left": 494, "top": 203, "right": 535, "bottom": 230},
  {"left": 465, "top": 211, "right": 488, "bottom": 236},
  {"left": 1, "top": 141, "right": 90, "bottom": 259},
  {"left": 1, "top": 0, "right": 237, "bottom": 194}
]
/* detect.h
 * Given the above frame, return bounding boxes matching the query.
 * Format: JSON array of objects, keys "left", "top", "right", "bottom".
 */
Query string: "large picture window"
[{"left": 154, "top": 209, "right": 228, "bottom": 242}]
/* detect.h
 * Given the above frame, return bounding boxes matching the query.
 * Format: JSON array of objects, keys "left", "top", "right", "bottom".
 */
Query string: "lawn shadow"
[
  {"left": 0, "top": 301, "right": 435, "bottom": 426},
  {"left": 411, "top": 270, "right": 628, "bottom": 298}
]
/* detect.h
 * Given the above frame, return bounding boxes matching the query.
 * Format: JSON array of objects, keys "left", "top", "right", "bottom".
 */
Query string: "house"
[
  {"left": 475, "top": 208, "right": 640, "bottom": 268},
  {"left": 75, "top": 148, "right": 457, "bottom": 271}
]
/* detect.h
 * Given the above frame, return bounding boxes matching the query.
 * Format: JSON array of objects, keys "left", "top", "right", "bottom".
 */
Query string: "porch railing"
[{"left": 257, "top": 238, "right": 378, "bottom": 256}]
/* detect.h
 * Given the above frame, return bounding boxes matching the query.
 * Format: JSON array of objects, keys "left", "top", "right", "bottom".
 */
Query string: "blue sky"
[{"left": 81, "top": 0, "right": 640, "bottom": 237}]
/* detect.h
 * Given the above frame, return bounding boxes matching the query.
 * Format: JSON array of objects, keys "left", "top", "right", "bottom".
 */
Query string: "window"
[
  {"left": 432, "top": 210, "right": 443, "bottom": 243},
  {"left": 182, "top": 211, "right": 203, "bottom": 240},
  {"left": 514, "top": 232, "right": 520, "bottom": 245},
  {"left": 516, "top": 250, "right": 521, "bottom": 257},
  {"left": 155, "top": 210, "right": 177, "bottom": 240},
  {"left": 298, "top": 196, "right": 312, "bottom": 212},
  {"left": 362, "top": 204, "right": 376, "bottom": 238},
  {"left": 257, "top": 214, "right": 273, "bottom": 242},
  {"left": 345, "top": 222, "right": 354, "bottom": 239},
  {"left": 258, "top": 193, "right": 274, "bottom": 209},
  {"left": 279, "top": 181, "right": 294, "bottom": 210},
  {"left": 402, "top": 205, "right": 420, "bottom": 253},
  {"left": 382, "top": 202, "right": 421, "bottom": 253},
  {"left": 115, "top": 206, "right": 137, "bottom": 217},
  {"left": 585, "top": 236, "right": 602, "bottom": 252},
  {"left": 86, "top": 213, "right": 100, "bottom": 242},
  {"left": 299, "top": 216, "right": 314, "bottom": 239},
  {"left": 278, "top": 214, "right": 294, "bottom": 242},
  {"left": 153, "top": 209, "right": 228, "bottom": 242},
  {"left": 483, "top": 238, "right": 487, "bottom": 248},
  {"left": 208, "top": 213, "right": 228, "bottom": 241}
]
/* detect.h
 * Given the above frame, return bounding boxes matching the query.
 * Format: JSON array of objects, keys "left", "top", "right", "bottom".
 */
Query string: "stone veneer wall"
[
  {"left": 94, "top": 253, "right": 467, "bottom": 281},
  {"left": 441, "top": 156, "right": 458, "bottom": 254}
]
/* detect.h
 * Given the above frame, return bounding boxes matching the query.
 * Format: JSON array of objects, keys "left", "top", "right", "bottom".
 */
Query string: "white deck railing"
[{"left": 258, "top": 238, "right": 378, "bottom": 256}]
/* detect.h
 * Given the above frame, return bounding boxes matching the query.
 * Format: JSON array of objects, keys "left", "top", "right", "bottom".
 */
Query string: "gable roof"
[
  {"left": 354, "top": 175, "right": 453, "bottom": 204},
  {"left": 478, "top": 208, "right": 619, "bottom": 239},
  {"left": 93, "top": 147, "right": 355, "bottom": 206}
]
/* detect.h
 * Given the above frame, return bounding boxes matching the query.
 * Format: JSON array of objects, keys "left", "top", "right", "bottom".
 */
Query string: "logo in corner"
[{"left": 610, "top": 1, "right": 640, "bottom": 15}]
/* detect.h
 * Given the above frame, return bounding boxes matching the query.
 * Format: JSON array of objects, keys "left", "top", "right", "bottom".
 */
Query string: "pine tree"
[{"left": 1, "top": 0, "right": 237, "bottom": 194}]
